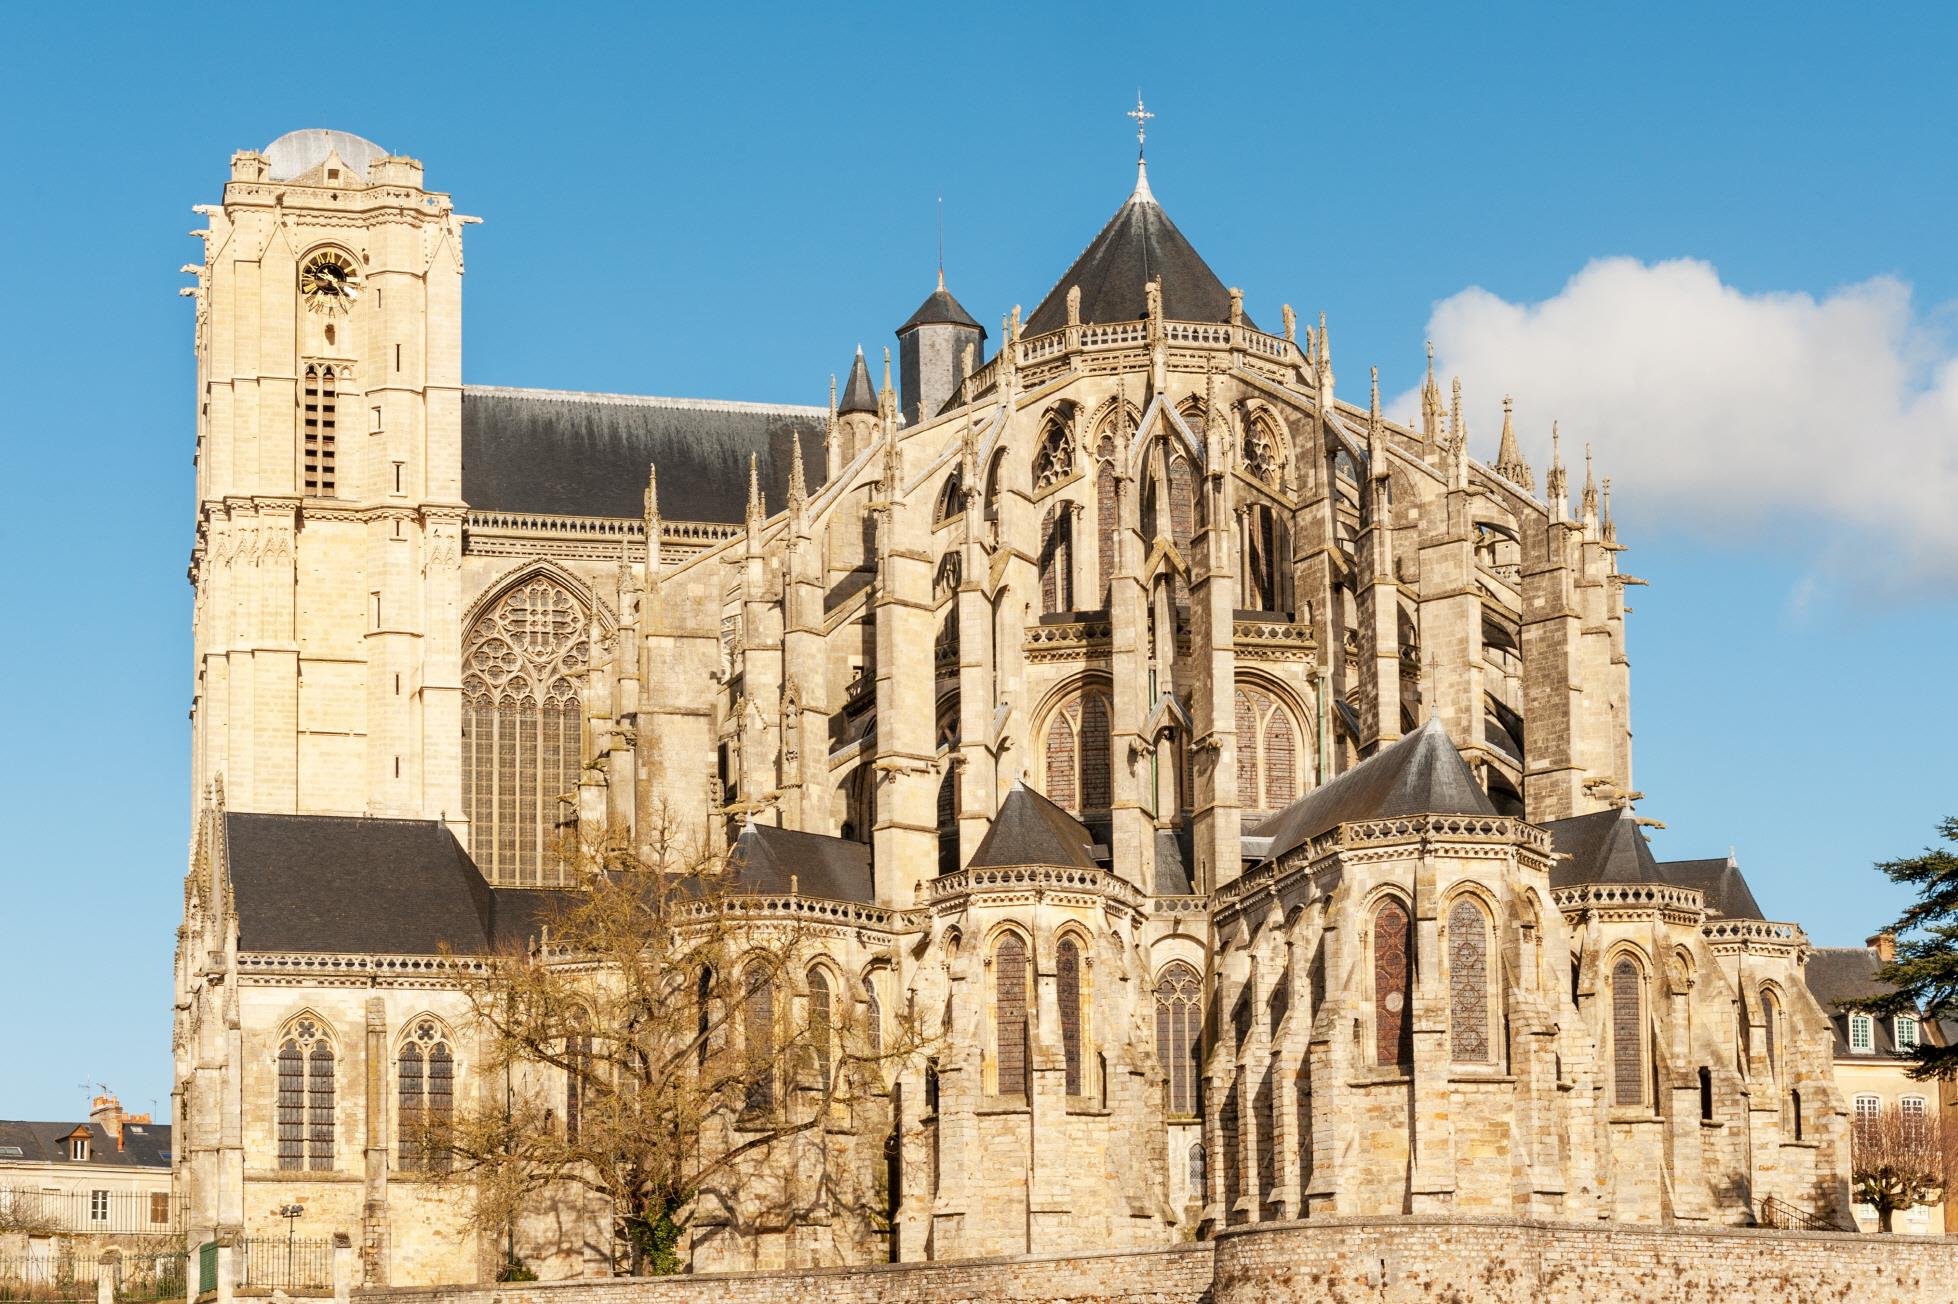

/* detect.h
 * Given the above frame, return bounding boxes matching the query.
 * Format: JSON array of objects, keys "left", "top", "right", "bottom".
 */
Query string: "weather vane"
[{"left": 1128, "top": 92, "right": 1154, "bottom": 157}]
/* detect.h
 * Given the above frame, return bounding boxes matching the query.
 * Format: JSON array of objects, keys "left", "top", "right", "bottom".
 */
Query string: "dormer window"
[
  {"left": 68, "top": 1135, "right": 90, "bottom": 1162},
  {"left": 1848, "top": 1012, "right": 1874, "bottom": 1053},
  {"left": 1896, "top": 1014, "right": 1920, "bottom": 1051}
]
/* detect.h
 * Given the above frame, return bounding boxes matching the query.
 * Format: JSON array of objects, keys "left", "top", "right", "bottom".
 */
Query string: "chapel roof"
[
  {"left": 461, "top": 386, "right": 827, "bottom": 522},
  {"left": 729, "top": 822, "right": 875, "bottom": 903},
  {"left": 1250, "top": 719, "right": 1495, "bottom": 862},
  {"left": 1541, "top": 809, "right": 1767, "bottom": 919},
  {"left": 967, "top": 783, "right": 1100, "bottom": 871},
  {"left": 1023, "top": 165, "right": 1249, "bottom": 336},
  {"left": 836, "top": 349, "right": 878, "bottom": 416}
]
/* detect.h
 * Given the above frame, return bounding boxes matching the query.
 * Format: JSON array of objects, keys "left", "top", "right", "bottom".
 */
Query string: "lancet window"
[
  {"left": 564, "top": 1011, "right": 591, "bottom": 1144},
  {"left": 743, "top": 970, "right": 777, "bottom": 1116},
  {"left": 1057, "top": 936, "right": 1084, "bottom": 1095},
  {"left": 1448, "top": 898, "right": 1493, "bottom": 1063},
  {"left": 1154, "top": 962, "right": 1202, "bottom": 1117},
  {"left": 397, "top": 1018, "right": 454, "bottom": 1172},
  {"left": 1240, "top": 504, "right": 1285, "bottom": 611},
  {"left": 808, "top": 967, "right": 833, "bottom": 1089},
  {"left": 1042, "top": 688, "right": 1112, "bottom": 816},
  {"left": 1233, "top": 686, "right": 1300, "bottom": 813},
  {"left": 302, "top": 363, "right": 339, "bottom": 497},
  {"left": 1611, "top": 957, "right": 1647, "bottom": 1107},
  {"left": 276, "top": 1017, "right": 335, "bottom": 1171},
  {"left": 994, "top": 935, "right": 1031, "bottom": 1097},
  {"left": 1039, "top": 505, "right": 1074, "bottom": 614},
  {"left": 1373, "top": 900, "right": 1413, "bottom": 1068},
  {"left": 461, "top": 577, "right": 590, "bottom": 885},
  {"left": 1095, "top": 448, "right": 1118, "bottom": 603},
  {"left": 1760, "top": 987, "right": 1781, "bottom": 1080}
]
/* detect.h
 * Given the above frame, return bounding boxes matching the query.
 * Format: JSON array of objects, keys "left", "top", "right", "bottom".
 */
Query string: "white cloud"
[{"left": 1390, "top": 257, "right": 1958, "bottom": 589}]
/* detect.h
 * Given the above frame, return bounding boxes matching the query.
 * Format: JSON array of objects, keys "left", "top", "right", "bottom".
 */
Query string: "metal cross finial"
[{"left": 1128, "top": 93, "right": 1154, "bottom": 155}]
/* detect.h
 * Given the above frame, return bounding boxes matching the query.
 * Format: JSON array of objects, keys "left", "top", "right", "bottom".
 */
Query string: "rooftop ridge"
[{"left": 465, "top": 384, "right": 827, "bottom": 418}]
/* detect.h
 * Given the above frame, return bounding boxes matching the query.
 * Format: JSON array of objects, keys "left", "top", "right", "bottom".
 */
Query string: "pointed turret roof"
[
  {"left": 899, "top": 273, "right": 986, "bottom": 336},
  {"left": 1250, "top": 719, "right": 1496, "bottom": 862},
  {"left": 1023, "top": 175, "right": 1249, "bottom": 335},
  {"left": 837, "top": 347, "right": 878, "bottom": 415},
  {"left": 967, "top": 782, "right": 1100, "bottom": 871}
]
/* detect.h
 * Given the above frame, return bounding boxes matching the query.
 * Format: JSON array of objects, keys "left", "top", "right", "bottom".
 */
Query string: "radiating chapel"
[{"left": 172, "top": 124, "right": 1857, "bottom": 1283}]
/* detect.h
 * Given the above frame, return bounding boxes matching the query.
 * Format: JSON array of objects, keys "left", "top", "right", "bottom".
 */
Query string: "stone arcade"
[{"left": 173, "top": 126, "right": 1854, "bottom": 1286}]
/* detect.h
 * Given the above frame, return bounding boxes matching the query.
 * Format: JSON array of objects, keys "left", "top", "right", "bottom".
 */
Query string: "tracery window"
[
  {"left": 1033, "top": 420, "right": 1075, "bottom": 489},
  {"left": 1373, "top": 901, "right": 1413, "bottom": 1068},
  {"left": 863, "top": 974, "right": 883, "bottom": 1057},
  {"left": 276, "top": 1017, "right": 335, "bottom": 1172},
  {"left": 1042, "top": 688, "right": 1111, "bottom": 816},
  {"left": 1167, "top": 455, "right": 1195, "bottom": 555},
  {"left": 994, "top": 935, "right": 1030, "bottom": 1097},
  {"left": 1233, "top": 686, "right": 1300, "bottom": 812},
  {"left": 1057, "top": 936, "right": 1084, "bottom": 1095},
  {"left": 1039, "top": 505, "right": 1074, "bottom": 614},
  {"left": 302, "top": 363, "right": 339, "bottom": 497},
  {"left": 1761, "top": 987, "right": 1781, "bottom": 1080},
  {"left": 1611, "top": 957, "right": 1646, "bottom": 1107},
  {"left": 397, "top": 1018, "right": 453, "bottom": 1172},
  {"left": 462, "top": 578, "right": 590, "bottom": 885},
  {"left": 1241, "top": 415, "right": 1282, "bottom": 486},
  {"left": 1448, "top": 898, "right": 1493, "bottom": 1062},
  {"left": 1153, "top": 963, "right": 1202, "bottom": 1117},
  {"left": 934, "top": 469, "right": 964, "bottom": 524}
]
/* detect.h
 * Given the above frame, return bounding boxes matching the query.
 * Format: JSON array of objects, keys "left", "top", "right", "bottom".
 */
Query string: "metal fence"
[
  {"left": 0, "top": 1189, "right": 183, "bottom": 1237},
  {"left": 238, "top": 1238, "right": 333, "bottom": 1291}
]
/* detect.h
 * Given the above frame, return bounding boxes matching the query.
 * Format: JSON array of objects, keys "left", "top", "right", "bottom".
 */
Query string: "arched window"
[
  {"left": 1039, "top": 505, "right": 1074, "bottom": 614},
  {"left": 1611, "top": 957, "right": 1646, "bottom": 1108},
  {"left": 1033, "top": 419, "right": 1074, "bottom": 489},
  {"left": 696, "top": 966, "right": 714, "bottom": 1068},
  {"left": 994, "top": 935, "right": 1030, "bottom": 1097},
  {"left": 1095, "top": 451, "right": 1118, "bottom": 604},
  {"left": 808, "top": 968, "right": 833, "bottom": 1089},
  {"left": 1448, "top": 898, "right": 1493, "bottom": 1063},
  {"left": 743, "top": 970, "right": 777, "bottom": 1116},
  {"left": 276, "top": 1017, "right": 335, "bottom": 1172},
  {"left": 1698, "top": 1066, "right": 1713, "bottom": 1121},
  {"left": 1042, "top": 688, "right": 1112, "bottom": 816},
  {"left": 1234, "top": 686, "right": 1301, "bottom": 812},
  {"left": 1760, "top": 987, "right": 1781, "bottom": 1080},
  {"left": 1154, "top": 963, "right": 1202, "bottom": 1116},
  {"left": 301, "top": 364, "right": 339, "bottom": 497},
  {"left": 936, "top": 713, "right": 960, "bottom": 874},
  {"left": 1057, "top": 936, "right": 1084, "bottom": 1096},
  {"left": 564, "top": 1008, "right": 592, "bottom": 1144},
  {"left": 397, "top": 1018, "right": 453, "bottom": 1172},
  {"left": 1373, "top": 900, "right": 1413, "bottom": 1068},
  {"left": 1187, "top": 1141, "right": 1206, "bottom": 1194},
  {"left": 933, "top": 551, "right": 962, "bottom": 602},
  {"left": 863, "top": 974, "right": 883, "bottom": 1057},
  {"left": 1240, "top": 504, "right": 1283, "bottom": 611},
  {"left": 1167, "top": 455, "right": 1195, "bottom": 556},
  {"left": 1242, "top": 414, "right": 1282, "bottom": 486},
  {"left": 461, "top": 578, "right": 590, "bottom": 885},
  {"left": 934, "top": 469, "right": 963, "bottom": 524}
]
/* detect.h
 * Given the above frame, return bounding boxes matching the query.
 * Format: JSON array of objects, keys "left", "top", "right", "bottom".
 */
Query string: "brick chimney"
[
  {"left": 89, "top": 1095, "right": 125, "bottom": 1150},
  {"left": 1866, "top": 931, "right": 1897, "bottom": 965}
]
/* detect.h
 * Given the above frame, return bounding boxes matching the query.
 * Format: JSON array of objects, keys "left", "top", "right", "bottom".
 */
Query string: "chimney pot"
[{"left": 1867, "top": 931, "right": 1897, "bottom": 965}]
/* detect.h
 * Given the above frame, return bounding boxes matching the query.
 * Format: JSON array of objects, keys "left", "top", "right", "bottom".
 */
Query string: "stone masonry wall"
[{"left": 355, "top": 1217, "right": 1958, "bottom": 1304}]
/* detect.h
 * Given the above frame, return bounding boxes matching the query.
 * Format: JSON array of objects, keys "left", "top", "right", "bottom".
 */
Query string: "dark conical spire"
[{"left": 837, "top": 346, "right": 878, "bottom": 415}]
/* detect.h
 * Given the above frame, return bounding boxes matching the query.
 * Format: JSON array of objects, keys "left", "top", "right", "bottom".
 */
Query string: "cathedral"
[{"left": 172, "top": 125, "right": 1857, "bottom": 1286}]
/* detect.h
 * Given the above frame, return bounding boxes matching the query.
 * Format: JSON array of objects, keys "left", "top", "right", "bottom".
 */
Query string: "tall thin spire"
[
  {"left": 746, "top": 451, "right": 764, "bottom": 536},
  {"left": 1420, "top": 341, "right": 1442, "bottom": 440},
  {"left": 1547, "top": 421, "right": 1569, "bottom": 521},
  {"left": 787, "top": 430, "right": 807, "bottom": 517},
  {"left": 1493, "top": 393, "right": 1533, "bottom": 490},
  {"left": 1580, "top": 443, "right": 1600, "bottom": 529},
  {"left": 936, "top": 194, "right": 945, "bottom": 292},
  {"left": 1127, "top": 92, "right": 1156, "bottom": 203},
  {"left": 1448, "top": 376, "right": 1464, "bottom": 448},
  {"left": 1601, "top": 477, "right": 1617, "bottom": 545}
]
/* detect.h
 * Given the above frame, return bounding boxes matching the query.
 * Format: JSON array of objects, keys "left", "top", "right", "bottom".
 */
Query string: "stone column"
[
  {"left": 1189, "top": 414, "right": 1239, "bottom": 893},
  {"left": 362, "top": 998, "right": 388, "bottom": 1285},
  {"left": 1106, "top": 464, "right": 1153, "bottom": 891},
  {"left": 871, "top": 435, "right": 938, "bottom": 907},
  {"left": 96, "top": 1250, "right": 117, "bottom": 1304},
  {"left": 331, "top": 1234, "right": 353, "bottom": 1304},
  {"left": 1520, "top": 516, "right": 1587, "bottom": 821}
]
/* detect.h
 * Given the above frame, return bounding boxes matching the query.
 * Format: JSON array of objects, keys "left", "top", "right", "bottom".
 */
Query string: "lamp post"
[{"left": 272, "top": 1204, "right": 304, "bottom": 1283}]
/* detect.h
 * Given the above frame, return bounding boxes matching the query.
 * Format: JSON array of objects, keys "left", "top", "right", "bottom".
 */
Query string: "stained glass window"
[
  {"left": 276, "top": 1017, "right": 333, "bottom": 1171},
  {"left": 462, "top": 578, "right": 590, "bottom": 885},
  {"left": 398, "top": 1019, "right": 453, "bottom": 1171},
  {"left": 1154, "top": 963, "right": 1202, "bottom": 1116},
  {"left": 1612, "top": 958, "right": 1645, "bottom": 1107},
  {"left": 1448, "top": 899, "right": 1492, "bottom": 1062},
  {"left": 1057, "top": 938, "right": 1083, "bottom": 1095},
  {"left": 1042, "top": 689, "right": 1113, "bottom": 817},
  {"left": 995, "top": 936, "right": 1029, "bottom": 1097},
  {"left": 1374, "top": 901, "right": 1413, "bottom": 1068}
]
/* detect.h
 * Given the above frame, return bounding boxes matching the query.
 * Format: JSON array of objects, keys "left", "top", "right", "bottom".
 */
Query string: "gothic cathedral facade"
[{"left": 173, "top": 129, "right": 1856, "bottom": 1284}]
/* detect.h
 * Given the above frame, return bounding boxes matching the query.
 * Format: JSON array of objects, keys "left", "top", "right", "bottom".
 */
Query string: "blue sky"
[{"left": 3, "top": 3, "right": 1953, "bottom": 1122}]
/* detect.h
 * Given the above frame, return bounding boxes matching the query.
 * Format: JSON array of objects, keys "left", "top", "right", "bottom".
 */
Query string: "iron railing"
[
  {"left": 1759, "top": 1195, "right": 1852, "bottom": 1233},
  {"left": 0, "top": 1189, "right": 183, "bottom": 1237},
  {"left": 238, "top": 1237, "right": 333, "bottom": 1291},
  {"left": 0, "top": 1250, "right": 186, "bottom": 1303}
]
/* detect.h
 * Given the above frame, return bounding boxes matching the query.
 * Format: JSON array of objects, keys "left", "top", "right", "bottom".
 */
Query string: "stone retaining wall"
[{"left": 357, "top": 1217, "right": 1958, "bottom": 1304}]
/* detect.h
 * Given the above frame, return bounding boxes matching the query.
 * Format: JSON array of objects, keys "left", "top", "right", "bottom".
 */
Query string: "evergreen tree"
[{"left": 1850, "top": 817, "right": 1958, "bottom": 1080}]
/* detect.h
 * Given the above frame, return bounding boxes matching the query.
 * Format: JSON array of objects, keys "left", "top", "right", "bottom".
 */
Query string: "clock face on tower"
[{"left": 299, "top": 250, "right": 361, "bottom": 314}]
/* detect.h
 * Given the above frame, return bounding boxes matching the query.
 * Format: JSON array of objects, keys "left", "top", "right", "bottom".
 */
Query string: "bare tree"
[
  {"left": 1851, "top": 1105, "right": 1944, "bottom": 1233},
  {"left": 0, "top": 1188, "right": 59, "bottom": 1238},
  {"left": 423, "top": 819, "right": 927, "bottom": 1275}
]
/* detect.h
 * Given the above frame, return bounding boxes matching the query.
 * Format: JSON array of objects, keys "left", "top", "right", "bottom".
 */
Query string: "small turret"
[
  {"left": 834, "top": 346, "right": 880, "bottom": 464},
  {"left": 897, "top": 269, "right": 986, "bottom": 423},
  {"left": 1493, "top": 394, "right": 1534, "bottom": 490}
]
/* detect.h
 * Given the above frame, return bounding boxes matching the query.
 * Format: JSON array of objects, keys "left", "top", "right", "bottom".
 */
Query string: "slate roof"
[
  {"left": 967, "top": 783, "right": 1099, "bottom": 870},
  {"left": 461, "top": 387, "right": 827, "bottom": 522},
  {"left": 836, "top": 350, "right": 878, "bottom": 416},
  {"left": 1805, "top": 947, "right": 1927, "bottom": 1059},
  {"left": 1155, "top": 828, "right": 1195, "bottom": 896},
  {"left": 1024, "top": 182, "right": 1249, "bottom": 335},
  {"left": 729, "top": 822, "right": 875, "bottom": 903},
  {"left": 1543, "top": 809, "right": 1769, "bottom": 920},
  {"left": 1250, "top": 719, "right": 1496, "bottom": 863},
  {"left": 0, "top": 1121, "right": 172, "bottom": 1168},
  {"left": 898, "top": 284, "right": 985, "bottom": 335},
  {"left": 1657, "top": 857, "right": 1764, "bottom": 921}
]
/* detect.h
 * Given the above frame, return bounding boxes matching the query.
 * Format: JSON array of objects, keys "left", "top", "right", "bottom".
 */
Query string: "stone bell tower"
[{"left": 183, "top": 129, "right": 473, "bottom": 828}]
